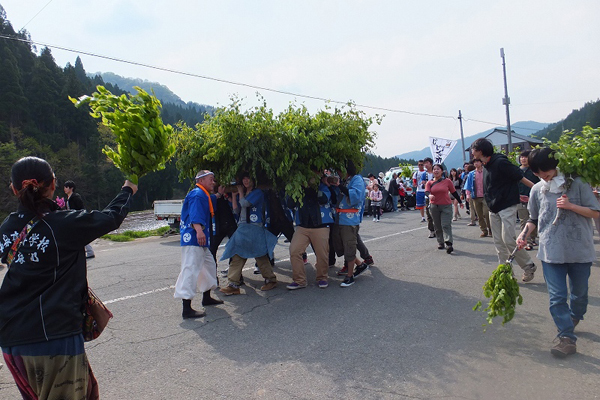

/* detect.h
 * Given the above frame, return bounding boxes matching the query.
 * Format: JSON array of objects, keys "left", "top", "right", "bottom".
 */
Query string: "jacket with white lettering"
[{"left": 0, "top": 187, "right": 133, "bottom": 347}]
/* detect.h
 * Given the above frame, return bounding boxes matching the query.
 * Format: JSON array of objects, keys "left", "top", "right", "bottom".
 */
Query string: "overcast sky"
[{"left": 2, "top": 1, "right": 599, "bottom": 157}]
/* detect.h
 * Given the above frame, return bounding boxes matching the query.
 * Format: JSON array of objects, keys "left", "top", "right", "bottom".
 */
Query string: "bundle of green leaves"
[
  {"left": 70, "top": 86, "right": 176, "bottom": 184},
  {"left": 174, "top": 96, "right": 380, "bottom": 202},
  {"left": 545, "top": 125, "right": 600, "bottom": 187}
]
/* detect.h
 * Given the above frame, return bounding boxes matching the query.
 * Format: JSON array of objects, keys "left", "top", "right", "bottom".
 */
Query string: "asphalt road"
[{"left": 1, "top": 210, "right": 599, "bottom": 399}]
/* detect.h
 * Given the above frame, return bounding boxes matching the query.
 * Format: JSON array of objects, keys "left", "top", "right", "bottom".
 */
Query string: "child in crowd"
[{"left": 369, "top": 183, "right": 383, "bottom": 222}]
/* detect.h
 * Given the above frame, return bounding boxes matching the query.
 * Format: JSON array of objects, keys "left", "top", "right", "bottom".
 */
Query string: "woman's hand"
[
  {"left": 123, "top": 180, "right": 138, "bottom": 195},
  {"left": 429, "top": 194, "right": 435, "bottom": 202}
]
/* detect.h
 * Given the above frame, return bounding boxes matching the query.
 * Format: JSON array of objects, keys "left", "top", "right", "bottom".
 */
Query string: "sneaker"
[
  {"left": 353, "top": 263, "right": 369, "bottom": 277},
  {"left": 337, "top": 266, "right": 348, "bottom": 276},
  {"left": 437, "top": 244, "right": 445, "bottom": 250},
  {"left": 317, "top": 280, "right": 329, "bottom": 289},
  {"left": 373, "top": 217, "right": 377, "bottom": 222},
  {"left": 551, "top": 336, "right": 576, "bottom": 358},
  {"left": 421, "top": 217, "right": 426, "bottom": 222},
  {"left": 220, "top": 285, "right": 241, "bottom": 296},
  {"left": 253, "top": 265, "right": 260, "bottom": 274},
  {"left": 480, "top": 231, "right": 488, "bottom": 237},
  {"left": 286, "top": 282, "right": 307, "bottom": 290},
  {"left": 363, "top": 256, "right": 374, "bottom": 266},
  {"left": 340, "top": 276, "right": 355, "bottom": 287},
  {"left": 428, "top": 231, "right": 436, "bottom": 238},
  {"left": 446, "top": 244, "right": 454, "bottom": 254},
  {"left": 467, "top": 222, "right": 476, "bottom": 226},
  {"left": 261, "top": 281, "right": 277, "bottom": 291},
  {"left": 452, "top": 217, "right": 457, "bottom": 221},
  {"left": 522, "top": 263, "right": 537, "bottom": 282}
]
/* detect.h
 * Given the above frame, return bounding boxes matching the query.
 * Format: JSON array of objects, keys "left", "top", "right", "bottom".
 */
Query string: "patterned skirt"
[{"left": 2, "top": 334, "right": 99, "bottom": 400}]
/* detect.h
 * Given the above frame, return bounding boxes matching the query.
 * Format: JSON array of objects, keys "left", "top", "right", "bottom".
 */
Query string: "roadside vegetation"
[{"left": 101, "top": 226, "right": 170, "bottom": 242}]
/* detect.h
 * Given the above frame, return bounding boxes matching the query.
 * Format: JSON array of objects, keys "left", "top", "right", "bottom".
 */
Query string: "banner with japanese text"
[{"left": 429, "top": 137, "right": 457, "bottom": 165}]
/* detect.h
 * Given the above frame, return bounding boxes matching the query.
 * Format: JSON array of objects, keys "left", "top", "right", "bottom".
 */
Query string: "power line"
[
  {"left": 0, "top": 33, "right": 550, "bottom": 132},
  {"left": 0, "top": 33, "right": 459, "bottom": 119},
  {"left": 21, "top": 0, "right": 55, "bottom": 30}
]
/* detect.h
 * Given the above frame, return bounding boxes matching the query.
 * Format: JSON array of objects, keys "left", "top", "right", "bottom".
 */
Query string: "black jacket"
[
  {"left": 483, "top": 153, "right": 524, "bottom": 213},
  {"left": 0, "top": 187, "right": 133, "bottom": 347},
  {"left": 67, "top": 192, "right": 85, "bottom": 210}
]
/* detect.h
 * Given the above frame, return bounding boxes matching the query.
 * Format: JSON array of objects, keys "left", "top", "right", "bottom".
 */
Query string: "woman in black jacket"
[{"left": 0, "top": 156, "right": 137, "bottom": 400}]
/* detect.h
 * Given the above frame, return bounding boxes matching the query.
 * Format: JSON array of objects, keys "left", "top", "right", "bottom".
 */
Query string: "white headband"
[{"left": 195, "top": 171, "right": 214, "bottom": 180}]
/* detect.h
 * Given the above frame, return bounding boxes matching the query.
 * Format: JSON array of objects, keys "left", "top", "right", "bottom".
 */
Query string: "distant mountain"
[
  {"left": 94, "top": 72, "right": 213, "bottom": 112},
  {"left": 396, "top": 121, "right": 549, "bottom": 169}
]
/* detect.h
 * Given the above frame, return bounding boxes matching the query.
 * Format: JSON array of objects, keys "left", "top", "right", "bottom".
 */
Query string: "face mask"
[{"left": 541, "top": 170, "right": 564, "bottom": 194}]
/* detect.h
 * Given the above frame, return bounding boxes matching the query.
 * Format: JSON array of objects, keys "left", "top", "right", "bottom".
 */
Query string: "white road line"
[{"left": 104, "top": 226, "right": 427, "bottom": 304}]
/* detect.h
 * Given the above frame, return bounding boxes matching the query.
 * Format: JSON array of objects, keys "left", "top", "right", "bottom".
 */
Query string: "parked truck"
[{"left": 153, "top": 199, "right": 184, "bottom": 231}]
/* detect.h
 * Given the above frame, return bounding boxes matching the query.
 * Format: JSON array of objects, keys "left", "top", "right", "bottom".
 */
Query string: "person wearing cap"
[
  {"left": 174, "top": 170, "right": 222, "bottom": 319},
  {"left": 220, "top": 173, "right": 278, "bottom": 295}
]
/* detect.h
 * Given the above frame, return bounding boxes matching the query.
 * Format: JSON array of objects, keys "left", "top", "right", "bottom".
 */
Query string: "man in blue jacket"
[
  {"left": 331, "top": 160, "right": 367, "bottom": 287},
  {"left": 174, "top": 170, "right": 221, "bottom": 319}
]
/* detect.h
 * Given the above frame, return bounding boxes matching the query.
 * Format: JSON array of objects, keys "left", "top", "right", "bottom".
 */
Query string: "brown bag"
[{"left": 82, "top": 288, "right": 113, "bottom": 342}]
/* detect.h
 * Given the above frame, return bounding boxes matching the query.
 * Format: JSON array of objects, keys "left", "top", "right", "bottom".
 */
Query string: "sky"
[{"left": 1, "top": 1, "right": 599, "bottom": 157}]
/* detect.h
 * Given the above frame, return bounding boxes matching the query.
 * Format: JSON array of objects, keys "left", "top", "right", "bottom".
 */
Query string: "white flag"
[{"left": 429, "top": 137, "right": 457, "bottom": 165}]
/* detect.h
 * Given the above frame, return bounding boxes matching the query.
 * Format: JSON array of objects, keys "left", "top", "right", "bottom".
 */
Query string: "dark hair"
[
  {"left": 346, "top": 159, "right": 357, "bottom": 176},
  {"left": 467, "top": 164, "right": 476, "bottom": 172},
  {"left": 450, "top": 168, "right": 457, "bottom": 177},
  {"left": 423, "top": 157, "right": 433, "bottom": 164},
  {"left": 528, "top": 147, "right": 558, "bottom": 173},
  {"left": 11, "top": 156, "right": 55, "bottom": 217},
  {"left": 519, "top": 150, "right": 531, "bottom": 158},
  {"left": 367, "top": 173, "right": 374, "bottom": 178},
  {"left": 432, "top": 163, "right": 443, "bottom": 171},
  {"left": 64, "top": 180, "right": 76, "bottom": 190},
  {"left": 417, "top": 160, "right": 424, "bottom": 164},
  {"left": 471, "top": 138, "right": 494, "bottom": 157}
]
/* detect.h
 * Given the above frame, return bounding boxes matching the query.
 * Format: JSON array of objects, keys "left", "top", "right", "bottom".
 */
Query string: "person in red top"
[{"left": 425, "top": 164, "right": 463, "bottom": 254}]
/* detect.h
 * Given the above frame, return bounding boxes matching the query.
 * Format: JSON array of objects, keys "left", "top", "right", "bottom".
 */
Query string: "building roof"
[{"left": 484, "top": 128, "right": 543, "bottom": 146}]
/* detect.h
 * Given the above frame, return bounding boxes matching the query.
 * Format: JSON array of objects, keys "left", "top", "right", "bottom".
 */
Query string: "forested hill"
[
  {"left": 0, "top": 5, "right": 201, "bottom": 218},
  {"left": 533, "top": 99, "right": 600, "bottom": 142},
  {"left": 98, "top": 72, "right": 215, "bottom": 126}
]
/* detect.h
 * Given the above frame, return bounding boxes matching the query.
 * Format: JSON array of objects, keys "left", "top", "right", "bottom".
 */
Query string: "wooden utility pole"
[{"left": 458, "top": 110, "right": 466, "bottom": 164}]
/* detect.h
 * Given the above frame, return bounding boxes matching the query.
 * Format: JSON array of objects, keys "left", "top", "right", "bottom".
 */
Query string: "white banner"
[{"left": 429, "top": 137, "right": 457, "bottom": 165}]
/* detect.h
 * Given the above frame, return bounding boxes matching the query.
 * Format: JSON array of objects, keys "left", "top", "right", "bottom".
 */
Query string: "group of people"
[{"left": 0, "top": 137, "right": 598, "bottom": 398}]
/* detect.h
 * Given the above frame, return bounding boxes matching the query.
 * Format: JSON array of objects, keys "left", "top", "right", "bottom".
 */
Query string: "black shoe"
[
  {"left": 446, "top": 245, "right": 454, "bottom": 254},
  {"left": 364, "top": 256, "right": 374, "bottom": 266},
  {"left": 202, "top": 291, "right": 224, "bottom": 306},
  {"left": 182, "top": 299, "right": 206, "bottom": 319},
  {"left": 353, "top": 263, "right": 370, "bottom": 277},
  {"left": 437, "top": 244, "right": 445, "bottom": 250},
  {"left": 340, "top": 276, "right": 355, "bottom": 287}
]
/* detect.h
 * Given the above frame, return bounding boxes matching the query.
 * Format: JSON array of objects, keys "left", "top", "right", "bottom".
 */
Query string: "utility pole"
[
  {"left": 458, "top": 110, "right": 466, "bottom": 164},
  {"left": 500, "top": 48, "right": 512, "bottom": 153}
]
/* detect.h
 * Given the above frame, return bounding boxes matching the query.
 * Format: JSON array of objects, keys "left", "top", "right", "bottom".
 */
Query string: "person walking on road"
[
  {"left": 220, "top": 173, "right": 278, "bottom": 295},
  {"left": 516, "top": 147, "right": 600, "bottom": 357},
  {"left": 174, "top": 170, "right": 222, "bottom": 319},
  {"left": 0, "top": 156, "right": 137, "bottom": 400},
  {"left": 425, "top": 164, "right": 463, "bottom": 254},
  {"left": 471, "top": 138, "right": 536, "bottom": 282},
  {"left": 517, "top": 150, "right": 540, "bottom": 250},
  {"left": 419, "top": 158, "right": 436, "bottom": 238},
  {"left": 331, "top": 160, "right": 367, "bottom": 287},
  {"left": 286, "top": 175, "right": 334, "bottom": 290},
  {"left": 464, "top": 159, "right": 491, "bottom": 237}
]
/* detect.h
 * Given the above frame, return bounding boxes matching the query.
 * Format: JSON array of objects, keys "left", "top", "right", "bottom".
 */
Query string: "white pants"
[
  {"left": 489, "top": 204, "right": 533, "bottom": 269},
  {"left": 174, "top": 246, "right": 218, "bottom": 300}
]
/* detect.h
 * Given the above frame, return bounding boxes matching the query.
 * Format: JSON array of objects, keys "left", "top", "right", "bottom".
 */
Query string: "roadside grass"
[{"left": 102, "top": 226, "right": 171, "bottom": 242}]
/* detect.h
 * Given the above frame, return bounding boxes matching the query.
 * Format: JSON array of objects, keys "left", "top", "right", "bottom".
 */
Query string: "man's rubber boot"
[
  {"left": 182, "top": 299, "right": 206, "bottom": 319},
  {"left": 201, "top": 290, "right": 224, "bottom": 306}
]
